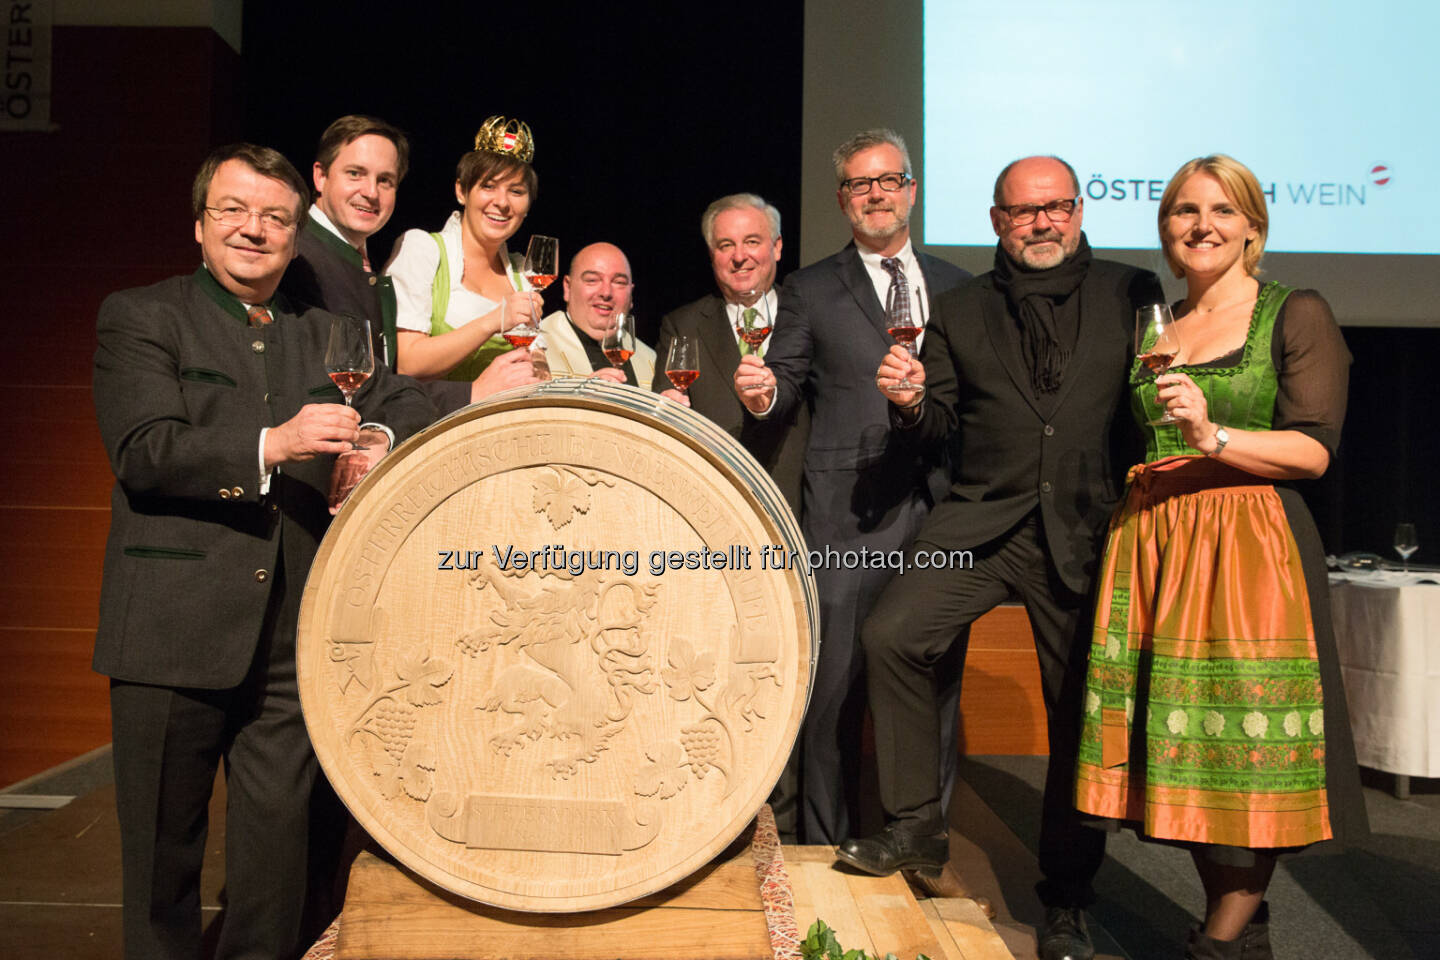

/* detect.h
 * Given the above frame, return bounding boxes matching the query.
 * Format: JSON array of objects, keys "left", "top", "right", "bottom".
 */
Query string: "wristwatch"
[{"left": 1208, "top": 426, "right": 1230, "bottom": 457}]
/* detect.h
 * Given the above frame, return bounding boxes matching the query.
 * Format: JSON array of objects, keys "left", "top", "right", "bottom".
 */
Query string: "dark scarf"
[{"left": 991, "top": 233, "right": 1092, "bottom": 396}]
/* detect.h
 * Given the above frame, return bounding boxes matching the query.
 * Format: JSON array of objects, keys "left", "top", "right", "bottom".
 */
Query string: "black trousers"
[
  {"left": 861, "top": 512, "right": 1104, "bottom": 907},
  {"left": 109, "top": 557, "right": 338, "bottom": 959}
]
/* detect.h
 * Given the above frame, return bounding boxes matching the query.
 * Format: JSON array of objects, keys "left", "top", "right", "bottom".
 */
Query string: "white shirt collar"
[
  {"left": 307, "top": 203, "right": 365, "bottom": 257},
  {"left": 855, "top": 237, "right": 918, "bottom": 272}
]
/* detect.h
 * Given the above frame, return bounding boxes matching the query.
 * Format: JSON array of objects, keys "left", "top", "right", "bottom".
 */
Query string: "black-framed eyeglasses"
[
  {"left": 996, "top": 197, "right": 1080, "bottom": 226},
  {"left": 204, "top": 205, "right": 296, "bottom": 232},
  {"left": 840, "top": 173, "right": 911, "bottom": 196}
]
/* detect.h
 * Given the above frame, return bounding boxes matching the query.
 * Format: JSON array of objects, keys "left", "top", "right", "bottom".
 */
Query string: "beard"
[
  {"left": 850, "top": 200, "right": 911, "bottom": 243},
  {"left": 1014, "top": 228, "right": 1075, "bottom": 270}
]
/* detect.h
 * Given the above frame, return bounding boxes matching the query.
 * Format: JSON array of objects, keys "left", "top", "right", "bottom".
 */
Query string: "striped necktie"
[
  {"left": 247, "top": 305, "right": 273, "bottom": 327},
  {"left": 880, "top": 258, "right": 911, "bottom": 324}
]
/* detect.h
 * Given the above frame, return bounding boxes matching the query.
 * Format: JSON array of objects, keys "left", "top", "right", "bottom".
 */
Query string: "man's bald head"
[{"left": 562, "top": 242, "right": 634, "bottom": 340}]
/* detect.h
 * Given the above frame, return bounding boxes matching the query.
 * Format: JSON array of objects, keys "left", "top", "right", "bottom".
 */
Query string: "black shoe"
[
  {"left": 835, "top": 823, "right": 948, "bottom": 878},
  {"left": 1039, "top": 906, "right": 1095, "bottom": 960}
]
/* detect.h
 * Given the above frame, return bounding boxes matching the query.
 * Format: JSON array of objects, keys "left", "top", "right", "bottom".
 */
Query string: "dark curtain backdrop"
[
  {"left": 240, "top": 2, "right": 805, "bottom": 345},
  {"left": 239, "top": 3, "right": 1432, "bottom": 562}
]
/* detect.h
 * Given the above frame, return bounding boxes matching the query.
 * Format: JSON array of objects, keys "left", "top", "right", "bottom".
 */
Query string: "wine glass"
[
  {"left": 529, "top": 332, "right": 552, "bottom": 381},
  {"left": 736, "top": 290, "right": 772, "bottom": 363},
  {"left": 1394, "top": 522, "right": 1418, "bottom": 572},
  {"left": 602, "top": 312, "right": 636, "bottom": 368},
  {"left": 665, "top": 335, "right": 699, "bottom": 397},
  {"left": 1136, "top": 303, "right": 1182, "bottom": 425},
  {"left": 501, "top": 298, "right": 539, "bottom": 350},
  {"left": 325, "top": 314, "right": 375, "bottom": 408},
  {"left": 885, "top": 283, "right": 923, "bottom": 395},
  {"left": 523, "top": 235, "right": 559, "bottom": 324}
]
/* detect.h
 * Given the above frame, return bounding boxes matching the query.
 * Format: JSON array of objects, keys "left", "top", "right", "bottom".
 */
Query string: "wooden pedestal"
[
  {"left": 326, "top": 845, "right": 1016, "bottom": 960},
  {"left": 333, "top": 848, "right": 773, "bottom": 960}
]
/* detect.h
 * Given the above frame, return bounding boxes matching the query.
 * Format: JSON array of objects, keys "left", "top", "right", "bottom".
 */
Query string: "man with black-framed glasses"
[
  {"left": 843, "top": 155, "right": 1166, "bottom": 960},
  {"left": 732, "top": 129, "right": 970, "bottom": 849}
]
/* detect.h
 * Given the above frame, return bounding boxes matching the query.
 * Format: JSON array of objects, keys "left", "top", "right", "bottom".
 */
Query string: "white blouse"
[{"left": 384, "top": 211, "right": 527, "bottom": 335}]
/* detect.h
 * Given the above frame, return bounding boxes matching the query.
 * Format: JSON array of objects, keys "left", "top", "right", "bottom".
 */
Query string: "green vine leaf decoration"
[{"left": 800, "top": 920, "right": 932, "bottom": 960}]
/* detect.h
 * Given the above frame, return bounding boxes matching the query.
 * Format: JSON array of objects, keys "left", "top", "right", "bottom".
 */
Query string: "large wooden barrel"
[{"left": 297, "top": 380, "right": 817, "bottom": 912}]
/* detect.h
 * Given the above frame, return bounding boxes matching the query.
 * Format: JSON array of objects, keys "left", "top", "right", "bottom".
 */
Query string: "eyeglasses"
[
  {"left": 996, "top": 197, "right": 1080, "bottom": 226},
  {"left": 204, "top": 205, "right": 296, "bottom": 232},
  {"left": 840, "top": 173, "right": 911, "bottom": 196}
]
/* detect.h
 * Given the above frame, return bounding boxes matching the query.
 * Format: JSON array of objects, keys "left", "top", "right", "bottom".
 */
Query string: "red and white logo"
[{"left": 1370, "top": 164, "right": 1392, "bottom": 187}]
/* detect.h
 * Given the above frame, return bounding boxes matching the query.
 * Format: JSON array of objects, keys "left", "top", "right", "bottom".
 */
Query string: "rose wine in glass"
[
  {"left": 665, "top": 335, "right": 699, "bottom": 396},
  {"left": 500, "top": 295, "right": 540, "bottom": 351},
  {"left": 1136, "top": 303, "right": 1182, "bottom": 425},
  {"left": 1394, "top": 522, "right": 1418, "bottom": 572},
  {"left": 602, "top": 312, "right": 636, "bottom": 367},
  {"left": 523, "top": 235, "right": 559, "bottom": 317},
  {"left": 737, "top": 289, "right": 772, "bottom": 362},
  {"left": 885, "top": 283, "right": 923, "bottom": 394},
  {"left": 325, "top": 315, "right": 375, "bottom": 407}
]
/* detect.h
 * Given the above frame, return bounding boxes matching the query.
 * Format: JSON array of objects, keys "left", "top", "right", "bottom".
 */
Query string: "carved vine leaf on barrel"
[{"left": 342, "top": 614, "right": 455, "bottom": 804}]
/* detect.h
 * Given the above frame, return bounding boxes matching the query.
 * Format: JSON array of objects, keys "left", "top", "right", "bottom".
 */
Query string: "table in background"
[{"left": 1330, "top": 571, "right": 1440, "bottom": 799}]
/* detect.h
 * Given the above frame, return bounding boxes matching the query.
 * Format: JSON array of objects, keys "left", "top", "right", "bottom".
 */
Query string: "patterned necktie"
[
  {"left": 880, "top": 257, "right": 912, "bottom": 324},
  {"left": 247, "top": 305, "right": 273, "bottom": 327},
  {"left": 740, "top": 306, "right": 761, "bottom": 357}
]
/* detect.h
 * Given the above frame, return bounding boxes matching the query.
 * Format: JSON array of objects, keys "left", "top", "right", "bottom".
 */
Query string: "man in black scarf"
[{"left": 837, "top": 157, "right": 1164, "bottom": 960}]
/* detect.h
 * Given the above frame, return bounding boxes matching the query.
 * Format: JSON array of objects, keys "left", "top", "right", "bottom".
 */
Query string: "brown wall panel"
[
  {"left": 957, "top": 607, "right": 1048, "bottom": 755},
  {"left": 0, "top": 628, "right": 109, "bottom": 785},
  {"left": 0, "top": 25, "right": 240, "bottom": 787},
  {"left": 4, "top": 462, "right": 112, "bottom": 509}
]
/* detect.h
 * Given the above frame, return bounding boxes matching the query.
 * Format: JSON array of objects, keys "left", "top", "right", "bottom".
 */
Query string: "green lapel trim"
[
  {"left": 192, "top": 266, "right": 254, "bottom": 326},
  {"left": 305, "top": 216, "right": 365, "bottom": 268}
]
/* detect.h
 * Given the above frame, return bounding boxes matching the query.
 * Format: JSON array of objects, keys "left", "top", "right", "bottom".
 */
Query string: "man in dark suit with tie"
[
  {"left": 652, "top": 193, "right": 807, "bottom": 513},
  {"left": 93, "top": 142, "right": 433, "bottom": 959},
  {"left": 838, "top": 156, "right": 1165, "bottom": 960},
  {"left": 280, "top": 114, "right": 534, "bottom": 416},
  {"left": 734, "top": 129, "right": 970, "bottom": 845}
]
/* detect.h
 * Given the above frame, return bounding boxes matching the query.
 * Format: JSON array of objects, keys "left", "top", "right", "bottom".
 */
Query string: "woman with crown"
[{"left": 386, "top": 116, "right": 543, "bottom": 383}]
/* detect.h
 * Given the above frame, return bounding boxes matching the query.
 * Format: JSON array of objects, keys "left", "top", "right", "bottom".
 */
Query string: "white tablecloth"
[{"left": 1331, "top": 574, "right": 1440, "bottom": 778}]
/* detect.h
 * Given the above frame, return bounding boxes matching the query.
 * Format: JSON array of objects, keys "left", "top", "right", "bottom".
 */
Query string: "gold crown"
[{"left": 473, "top": 115, "right": 535, "bottom": 163}]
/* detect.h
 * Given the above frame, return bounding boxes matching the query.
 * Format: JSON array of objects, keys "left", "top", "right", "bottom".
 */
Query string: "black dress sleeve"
[{"left": 1270, "top": 289, "right": 1351, "bottom": 462}]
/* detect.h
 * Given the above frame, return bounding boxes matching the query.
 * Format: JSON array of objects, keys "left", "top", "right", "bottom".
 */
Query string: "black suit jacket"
[
  {"left": 282, "top": 218, "right": 472, "bottom": 417},
  {"left": 764, "top": 243, "right": 970, "bottom": 546},
  {"left": 652, "top": 293, "right": 808, "bottom": 513},
  {"left": 92, "top": 269, "right": 435, "bottom": 688},
  {"left": 906, "top": 258, "right": 1165, "bottom": 593}
]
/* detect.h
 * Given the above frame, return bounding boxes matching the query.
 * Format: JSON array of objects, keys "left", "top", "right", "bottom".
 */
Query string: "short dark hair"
[
  {"left": 315, "top": 114, "right": 411, "bottom": 182},
  {"left": 456, "top": 150, "right": 538, "bottom": 201},
  {"left": 992, "top": 155, "right": 1080, "bottom": 206},
  {"left": 191, "top": 143, "right": 309, "bottom": 226}
]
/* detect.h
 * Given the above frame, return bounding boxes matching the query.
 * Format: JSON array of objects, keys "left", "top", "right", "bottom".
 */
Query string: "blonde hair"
[{"left": 1157, "top": 154, "right": 1268, "bottom": 278}]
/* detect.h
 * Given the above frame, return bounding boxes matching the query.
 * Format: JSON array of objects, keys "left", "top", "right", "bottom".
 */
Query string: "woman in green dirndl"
[{"left": 1074, "top": 155, "right": 1367, "bottom": 959}]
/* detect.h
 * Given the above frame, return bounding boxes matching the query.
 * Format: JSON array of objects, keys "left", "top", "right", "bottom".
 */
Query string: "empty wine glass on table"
[
  {"left": 325, "top": 314, "right": 375, "bottom": 409},
  {"left": 602, "top": 312, "right": 636, "bottom": 368},
  {"left": 665, "top": 335, "right": 699, "bottom": 397},
  {"left": 523, "top": 235, "right": 559, "bottom": 322},
  {"left": 1394, "top": 522, "right": 1418, "bottom": 572},
  {"left": 885, "top": 284, "right": 923, "bottom": 395},
  {"left": 736, "top": 289, "right": 772, "bottom": 360},
  {"left": 1136, "top": 303, "right": 1182, "bottom": 424}
]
